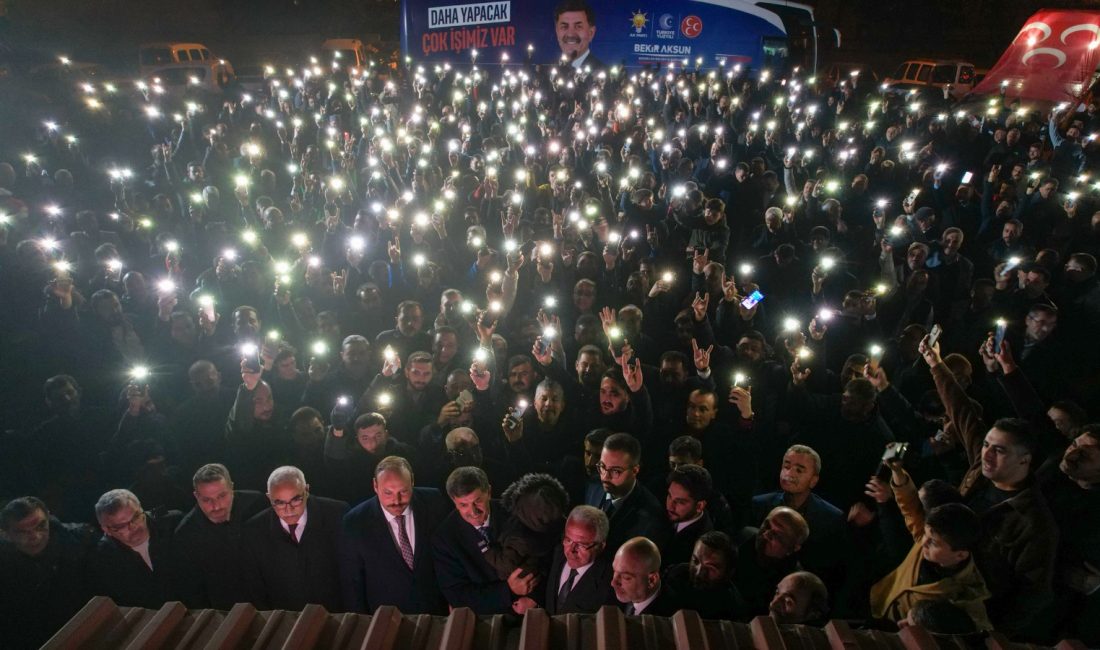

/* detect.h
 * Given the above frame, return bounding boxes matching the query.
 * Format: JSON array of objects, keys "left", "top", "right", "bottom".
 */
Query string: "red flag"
[{"left": 972, "top": 10, "right": 1100, "bottom": 103}]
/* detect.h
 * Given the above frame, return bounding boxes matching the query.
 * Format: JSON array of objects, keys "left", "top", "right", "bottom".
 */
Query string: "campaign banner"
[
  {"left": 401, "top": 0, "right": 789, "bottom": 69},
  {"left": 971, "top": 9, "right": 1100, "bottom": 103}
]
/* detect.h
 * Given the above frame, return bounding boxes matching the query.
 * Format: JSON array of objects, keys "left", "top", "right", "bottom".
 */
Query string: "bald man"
[{"left": 611, "top": 536, "right": 681, "bottom": 616}]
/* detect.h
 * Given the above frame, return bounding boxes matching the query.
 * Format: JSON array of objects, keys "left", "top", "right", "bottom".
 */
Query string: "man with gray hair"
[
  {"left": 545, "top": 505, "right": 616, "bottom": 614},
  {"left": 243, "top": 466, "right": 348, "bottom": 611},
  {"left": 751, "top": 444, "right": 846, "bottom": 598},
  {"left": 172, "top": 463, "right": 267, "bottom": 609},
  {"left": 88, "top": 488, "right": 181, "bottom": 608}
]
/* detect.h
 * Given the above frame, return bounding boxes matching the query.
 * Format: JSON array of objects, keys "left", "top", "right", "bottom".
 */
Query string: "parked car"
[{"left": 882, "top": 59, "right": 978, "bottom": 100}]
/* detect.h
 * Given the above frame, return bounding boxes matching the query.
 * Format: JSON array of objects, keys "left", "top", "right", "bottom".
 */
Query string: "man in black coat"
[
  {"left": 584, "top": 433, "right": 669, "bottom": 553},
  {"left": 545, "top": 505, "right": 616, "bottom": 615},
  {"left": 662, "top": 465, "right": 714, "bottom": 567},
  {"left": 341, "top": 455, "right": 450, "bottom": 614},
  {"left": 432, "top": 466, "right": 539, "bottom": 614},
  {"left": 611, "top": 536, "right": 681, "bottom": 616},
  {"left": 735, "top": 506, "right": 807, "bottom": 616},
  {"left": 243, "top": 465, "right": 348, "bottom": 611},
  {"left": 664, "top": 531, "right": 747, "bottom": 621},
  {"left": 172, "top": 463, "right": 267, "bottom": 609},
  {"left": 324, "top": 412, "right": 418, "bottom": 505},
  {"left": 88, "top": 488, "right": 182, "bottom": 608},
  {"left": 0, "top": 497, "right": 98, "bottom": 649}
]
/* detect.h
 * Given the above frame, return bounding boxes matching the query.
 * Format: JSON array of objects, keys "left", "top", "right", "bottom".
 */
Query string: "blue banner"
[{"left": 401, "top": 0, "right": 789, "bottom": 69}]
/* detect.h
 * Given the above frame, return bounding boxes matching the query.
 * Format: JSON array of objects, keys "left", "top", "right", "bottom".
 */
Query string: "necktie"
[
  {"left": 395, "top": 514, "right": 415, "bottom": 570},
  {"left": 557, "top": 568, "right": 578, "bottom": 608},
  {"left": 287, "top": 522, "right": 299, "bottom": 544},
  {"left": 476, "top": 525, "right": 491, "bottom": 552},
  {"left": 600, "top": 493, "right": 615, "bottom": 517},
  {"left": 626, "top": 603, "right": 636, "bottom": 616}
]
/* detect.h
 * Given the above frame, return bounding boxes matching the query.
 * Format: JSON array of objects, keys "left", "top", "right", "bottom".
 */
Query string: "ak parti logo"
[{"left": 681, "top": 15, "right": 703, "bottom": 38}]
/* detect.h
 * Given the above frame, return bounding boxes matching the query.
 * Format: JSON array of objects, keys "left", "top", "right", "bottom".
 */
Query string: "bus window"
[
  {"left": 756, "top": 2, "right": 815, "bottom": 72},
  {"left": 762, "top": 38, "right": 789, "bottom": 71},
  {"left": 916, "top": 64, "right": 931, "bottom": 82},
  {"left": 890, "top": 63, "right": 908, "bottom": 80},
  {"left": 140, "top": 48, "right": 173, "bottom": 66}
]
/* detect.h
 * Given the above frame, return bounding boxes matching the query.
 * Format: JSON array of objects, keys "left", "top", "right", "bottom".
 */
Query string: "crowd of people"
[{"left": 1, "top": 16, "right": 1100, "bottom": 649}]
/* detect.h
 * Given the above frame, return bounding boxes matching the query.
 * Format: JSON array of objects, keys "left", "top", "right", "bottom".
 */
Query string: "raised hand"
[
  {"left": 691, "top": 338, "right": 713, "bottom": 372},
  {"left": 691, "top": 292, "right": 710, "bottom": 322},
  {"left": 469, "top": 358, "right": 492, "bottom": 391},
  {"left": 623, "top": 357, "right": 644, "bottom": 392}
]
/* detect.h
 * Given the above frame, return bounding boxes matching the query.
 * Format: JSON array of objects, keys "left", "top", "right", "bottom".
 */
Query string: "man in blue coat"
[{"left": 341, "top": 455, "right": 450, "bottom": 614}]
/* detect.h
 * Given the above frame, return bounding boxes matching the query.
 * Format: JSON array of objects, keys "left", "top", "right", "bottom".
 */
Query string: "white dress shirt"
[
  {"left": 632, "top": 587, "right": 661, "bottom": 614},
  {"left": 675, "top": 511, "right": 705, "bottom": 533},
  {"left": 558, "top": 560, "right": 594, "bottom": 593},
  {"left": 382, "top": 505, "right": 417, "bottom": 554},
  {"left": 278, "top": 508, "right": 308, "bottom": 542}
]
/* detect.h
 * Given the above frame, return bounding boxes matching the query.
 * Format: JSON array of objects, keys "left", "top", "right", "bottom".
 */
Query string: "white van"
[{"left": 882, "top": 60, "right": 978, "bottom": 100}]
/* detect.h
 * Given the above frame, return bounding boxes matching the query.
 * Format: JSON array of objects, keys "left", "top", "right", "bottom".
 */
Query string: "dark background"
[{"left": 2, "top": 0, "right": 1098, "bottom": 74}]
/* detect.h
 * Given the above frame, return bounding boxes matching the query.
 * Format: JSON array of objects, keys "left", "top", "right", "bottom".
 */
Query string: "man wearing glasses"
[
  {"left": 545, "top": 505, "right": 615, "bottom": 614},
  {"left": 584, "top": 433, "right": 668, "bottom": 553},
  {"left": 88, "top": 488, "right": 181, "bottom": 608},
  {"left": 243, "top": 466, "right": 348, "bottom": 611}
]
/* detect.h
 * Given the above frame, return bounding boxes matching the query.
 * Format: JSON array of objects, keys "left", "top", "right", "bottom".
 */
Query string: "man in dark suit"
[
  {"left": 662, "top": 464, "right": 714, "bottom": 567},
  {"left": 0, "top": 496, "right": 98, "bottom": 650},
  {"left": 88, "top": 489, "right": 181, "bottom": 608},
  {"left": 545, "top": 505, "right": 615, "bottom": 615},
  {"left": 243, "top": 466, "right": 348, "bottom": 611},
  {"left": 432, "top": 466, "right": 539, "bottom": 614},
  {"left": 611, "top": 536, "right": 680, "bottom": 616},
  {"left": 750, "top": 445, "right": 847, "bottom": 591},
  {"left": 172, "top": 463, "right": 267, "bottom": 609},
  {"left": 585, "top": 433, "right": 669, "bottom": 553},
  {"left": 341, "top": 455, "right": 450, "bottom": 614},
  {"left": 554, "top": 0, "right": 605, "bottom": 71}
]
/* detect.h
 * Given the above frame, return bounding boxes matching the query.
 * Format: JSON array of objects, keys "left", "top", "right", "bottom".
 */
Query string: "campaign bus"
[{"left": 400, "top": 0, "right": 833, "bottom": 73}]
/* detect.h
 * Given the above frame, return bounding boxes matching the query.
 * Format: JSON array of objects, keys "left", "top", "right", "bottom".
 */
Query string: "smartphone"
[
  {"left": 868, "top": 344, "right": 884, "bottom": 372},
  {"left": 242, "top": 348, "right": 262, "bottom": 374},
  {"left": 960, "top": 171, "right": 973, "bottom": 185},
  {"left": 740, "top": 290, "right": 764, "bottom": 310},
  {"left": 927, "top": 324, "right": 942, "bottom": 348},
  {"left": 994, "top": 320, "right": 1007, "bottom": 353},
  {"left": 331, "top": 397, "right": 352, "bottom": 429},
  {"left": 455, "top": 389, "right": 474, "bottom": 411},
  {"left": 876, "top": 442, "right": 910, "bottom": 480}
]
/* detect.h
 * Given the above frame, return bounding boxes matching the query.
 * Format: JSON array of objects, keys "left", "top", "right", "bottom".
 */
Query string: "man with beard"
[
  {"left": 788, "top": 366, "right": 894, "bottom": 510},
  {"left": 302, "top": 335, "right": 375, "bottom": 416},
  {"left": 0, "top": 497, "right": 98, "bottom": 649},
  {"left": 171, "top": 463, "right": 267, "bottom": 609},
  {"left": 651, "top": 349, "right": 714, "bottom": 435},
  {"left": 365, "top": 351, "right": 448, "bottom": 444},
  {"left": 374, "top": 300, "right": 432, "bottom": 363},
  {"left": 921, "top": 335, "right": 1058, "bottom": 637},
  {"left": 1035, "top": 427, "right": 1100, "bottom": 643},
  {"left": 662, "top": 464, "right": 714, "bottom": 567},
  {"left": 769, "top": 571, "right": 829, "bottom": 625},
  {"left": 324, "top": 412, "right": 417, "bottom": 503},
  {"left": 664, "top": 531, "right": 747, "bottom": 621},
  {"left": 735, "top": 506, "right": 808, "bottom": 615},
  {"left": 585, "top": 433, "right": 668, "bottom": 553}
]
